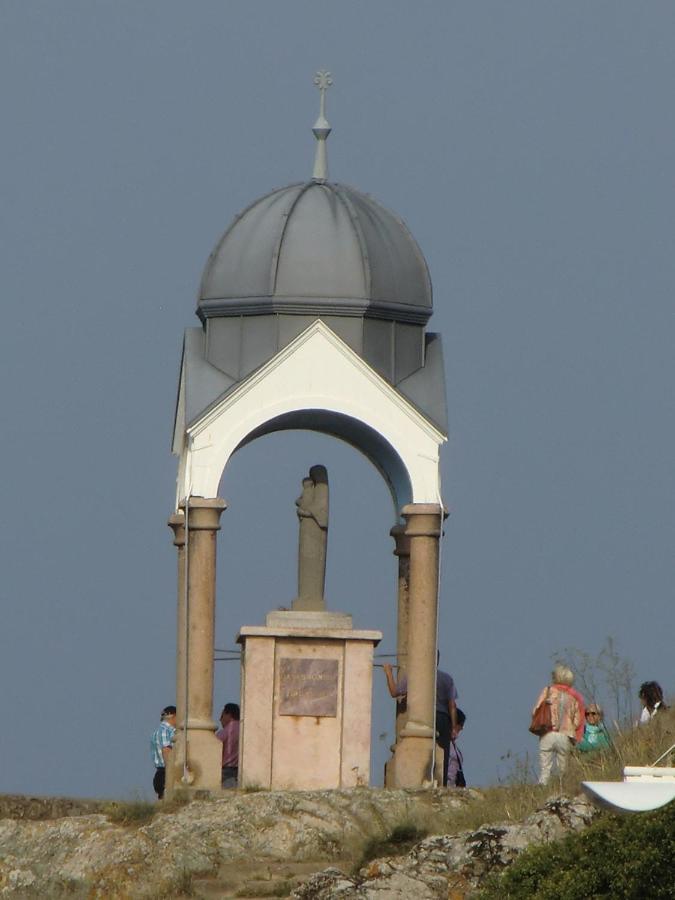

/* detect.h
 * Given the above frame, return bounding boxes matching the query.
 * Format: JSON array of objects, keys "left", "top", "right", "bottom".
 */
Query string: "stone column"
[
  {"left": 177, "top": 497, "right": 227, "bottom": 791},
  {"left": 168, "top": 512, "right": 187, "bottom": 728},
  {"left": 390, "top": 524, "right": 410, "bottom": 739},
  {"left": 166, "top": 512, "right": 186, "bottom": 793},
  {"left": 385, "top": 503, "right": 443, "bottom": 788}
]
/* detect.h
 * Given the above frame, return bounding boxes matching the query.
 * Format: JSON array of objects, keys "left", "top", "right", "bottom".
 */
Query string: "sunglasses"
[{"left": 586, "top": 711, "right": 600, "bottom": 717}]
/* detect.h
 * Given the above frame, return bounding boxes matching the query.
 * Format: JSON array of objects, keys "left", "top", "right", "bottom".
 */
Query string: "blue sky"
[{"left": 0, "top": 1, "right": 673, "bottom": 797}]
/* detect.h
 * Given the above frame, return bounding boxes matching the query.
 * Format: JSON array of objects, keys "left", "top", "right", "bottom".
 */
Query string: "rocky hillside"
[
  {"left": 294, "top": 795, "right": 595, "bottom": 898},
  {"left": 0, "top": 788, "right": 597, "bottom": 898}
]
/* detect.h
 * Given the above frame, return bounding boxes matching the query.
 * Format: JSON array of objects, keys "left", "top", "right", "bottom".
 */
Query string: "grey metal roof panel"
[
  {"left": 337, "top": 185, "right": 431, "bottom": 309},
  {"left": 197, "top": 181, "right": 432, "bottom": 322},
  {"left": 396, "top": 332, "right": 448, "bottom": 435},
  {"left": 183, "top": 327, "right": 236, "bottom": 427},
  {"left": 274, "top": 185, "right": 367, "bottom": 298},
  {"left": 200, "top": 185, "right": 303, "bottom": 300}
]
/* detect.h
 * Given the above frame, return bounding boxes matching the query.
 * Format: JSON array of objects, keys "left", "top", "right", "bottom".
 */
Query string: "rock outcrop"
[
  {"left": 0, "top": 794, "right": 103, "bottom": 821},
  {"left": 0, "top": 788, "right": 472, "bottom": 897},
  {"left": 293, "top": 795, "right": 597, "bottom": 899},
  {"left": 0, "top": 790, "right": 597, "bottom": 898}
]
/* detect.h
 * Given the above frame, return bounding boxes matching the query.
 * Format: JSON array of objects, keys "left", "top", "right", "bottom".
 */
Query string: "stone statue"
[{"left": 294, "top": 465, "right": 329, "bottom": 611}]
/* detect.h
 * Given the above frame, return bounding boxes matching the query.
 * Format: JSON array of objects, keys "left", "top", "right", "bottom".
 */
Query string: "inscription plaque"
[{"left": 279, "top": 658, "right": 339, "bottom": 717}]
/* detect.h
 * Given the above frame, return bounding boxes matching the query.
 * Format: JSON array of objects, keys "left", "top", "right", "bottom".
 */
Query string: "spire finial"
[{"left": 312, "top": 70, "right": 333, "bottom": 183}]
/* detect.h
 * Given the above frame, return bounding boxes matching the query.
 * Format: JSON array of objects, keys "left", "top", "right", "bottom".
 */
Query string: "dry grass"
[
  {"left": 102, "top": 788, "right": 193, "bottom": 826},
  {"left": 103, "top": 798, "right": 157, "bottom": 826},
  {"left": 383, "top": 707, "right": 675, "bottom": 841},
  {"left": 354, "top": 821, "right": 431, "bottom": 872},
  {"left": 446, "top": 706, "right": 675, "bottom": 834},
  {"left": 235, "top": 881, "right": 292, "bottom": 897},
  {"left": 564, "top": 705, "right": 675, "bottom": 782},
  {"left": 157, "top": 789, "right": 194, "bottom": 815},
  {"left": 156, "top": 867, "right": 196, "bottom": 897}
]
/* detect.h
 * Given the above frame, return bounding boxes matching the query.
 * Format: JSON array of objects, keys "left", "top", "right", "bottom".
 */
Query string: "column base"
[
  {"left": 166, "top": 728, "right": 222, "bottom": 794},
  {"left": 384, "top": 734, "right": 436, "bottom": 788},
  {"left": 164, "top": 730, "right": 184, "bottom": 795},
  {"left": 400, "top": 719, "right": 434, "bottom": 739}
]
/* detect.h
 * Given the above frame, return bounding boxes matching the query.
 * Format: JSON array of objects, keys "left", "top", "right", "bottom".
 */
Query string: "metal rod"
[{"left": 651, "top": 742, "right": 675, "bottom": 767}]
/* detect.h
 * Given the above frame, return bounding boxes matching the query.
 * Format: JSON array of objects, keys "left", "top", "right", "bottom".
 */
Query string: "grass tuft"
[
  {"left": 173, "top": 867, "right": 196, "bottom": 897},
  {"left": 235, "top": 880, "right": 292, "bottom": 897},
  {"left": 103, "top": 798, "right": 156, "bottom": 826},
  {"left": 158, "top": 790, "right": 193, "bottom": 815},
  {"left": 355, "top": 819, "right": 430, "bottom": 872}
]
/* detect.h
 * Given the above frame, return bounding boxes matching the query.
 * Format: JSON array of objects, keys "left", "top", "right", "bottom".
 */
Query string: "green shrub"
[{"left": 476, "top": 802, "right": 675, "bottom": 899}]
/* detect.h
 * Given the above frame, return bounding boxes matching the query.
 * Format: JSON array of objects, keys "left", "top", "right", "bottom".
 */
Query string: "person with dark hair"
[
  {"left": 638, "top": 681, "right": 667, "bottom": 725},
  {"left": 384, "top": 652, "right": 459, "bottom": 787},
  {"left": 150, "top": 705, "right": 176, "bottom": 800},
  {"left": 216, "top": 702, "right": 240, "bottom": 787},
  {"left": 447, "top": 708, "right": 466, "bottom": 787}
]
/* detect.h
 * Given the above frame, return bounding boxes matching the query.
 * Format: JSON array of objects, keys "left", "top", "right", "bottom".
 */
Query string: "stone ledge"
[
  {"left": 237, "top": 625, "right": 382, "bottom": 643},
  {"left": 266, "top": 610, "right": 354, "bottom": 629}
]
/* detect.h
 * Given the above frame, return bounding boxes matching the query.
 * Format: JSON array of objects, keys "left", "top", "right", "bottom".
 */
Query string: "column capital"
[
  {"left": 179, "top": 497, "right": 227, "bottom": 531},
  {"left": 389, "top": 523, "right": 410, "bottom": 558},
  {"left": 401, "top": 503, "right": 444, "bottom": 538},
  {"left": 168, "top": 511, "right": 186, "bottom": 547}
]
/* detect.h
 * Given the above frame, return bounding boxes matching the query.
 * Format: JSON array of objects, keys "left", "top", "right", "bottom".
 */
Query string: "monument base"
[{"left": 237, "top": 614, "right": 381, "bottom": 790}]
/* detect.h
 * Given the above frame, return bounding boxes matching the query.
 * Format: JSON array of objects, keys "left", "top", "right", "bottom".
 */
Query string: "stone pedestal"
[{"left": 237, "top": 611, "right": 381, "bottom": 790}]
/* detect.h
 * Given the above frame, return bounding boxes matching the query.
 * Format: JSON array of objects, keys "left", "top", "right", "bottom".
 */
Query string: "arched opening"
[
  {"left": 172, "top": 323, "right": 445, "bottom": 790},
  {"left": 212, "top": 429, "right": 398, "bottom": 785},
  {"left": 233, "top": 409, "right": 414, "bottom": 515}
]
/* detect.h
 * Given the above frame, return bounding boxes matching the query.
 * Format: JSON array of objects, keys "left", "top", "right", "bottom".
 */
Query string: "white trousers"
[{"left": 538, "top": 731, "right": 572, "bottom": 785}]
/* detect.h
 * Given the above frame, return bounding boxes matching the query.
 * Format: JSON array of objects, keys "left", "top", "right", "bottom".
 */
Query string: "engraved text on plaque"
[{"left": 279, "top": 658, "right": 339, "bottom": 717}]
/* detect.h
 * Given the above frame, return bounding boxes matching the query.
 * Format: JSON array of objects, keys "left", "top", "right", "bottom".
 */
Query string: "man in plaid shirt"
[{"left": 150, "top": 705, "right": 176, "bottom": 799}]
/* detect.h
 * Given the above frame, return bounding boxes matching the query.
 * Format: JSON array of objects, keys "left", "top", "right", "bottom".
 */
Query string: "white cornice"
[{"left": 187, "top": 319, "right": 446, "bottom": 444}]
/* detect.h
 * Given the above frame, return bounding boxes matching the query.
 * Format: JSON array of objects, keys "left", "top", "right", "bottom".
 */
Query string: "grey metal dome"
[{"left": 198, "top": 181, "right": 432, "bottom": 325}]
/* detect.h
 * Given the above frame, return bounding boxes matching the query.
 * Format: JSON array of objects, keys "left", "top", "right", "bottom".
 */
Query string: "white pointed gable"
[{"left": 177, "top": 321, "right": 445, "bottom": 510}]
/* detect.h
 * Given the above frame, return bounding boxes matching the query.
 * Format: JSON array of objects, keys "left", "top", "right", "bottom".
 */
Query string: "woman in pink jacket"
[{"left": 533, "top": 665, "right": 585, "bottom": 785}]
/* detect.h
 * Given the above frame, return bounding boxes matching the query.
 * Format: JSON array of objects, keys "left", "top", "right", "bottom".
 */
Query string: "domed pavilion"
[{"left": 168, "top": 74, "right": 448, "bottom": 793}]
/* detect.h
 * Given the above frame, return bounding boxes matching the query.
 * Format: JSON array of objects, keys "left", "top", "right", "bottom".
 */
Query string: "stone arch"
[{"left": 230, "top": 409, "right": 412, "bottom": 514}]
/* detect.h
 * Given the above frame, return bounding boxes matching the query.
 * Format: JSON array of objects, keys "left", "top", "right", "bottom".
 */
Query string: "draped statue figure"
[{"left": 294, "top": 465, "right": 329, "bottom": 611}]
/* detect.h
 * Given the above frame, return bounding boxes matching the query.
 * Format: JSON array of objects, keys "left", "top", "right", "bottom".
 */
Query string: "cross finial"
[{"left": 312, "top": 70, "right": 333, "bottom": 183}]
